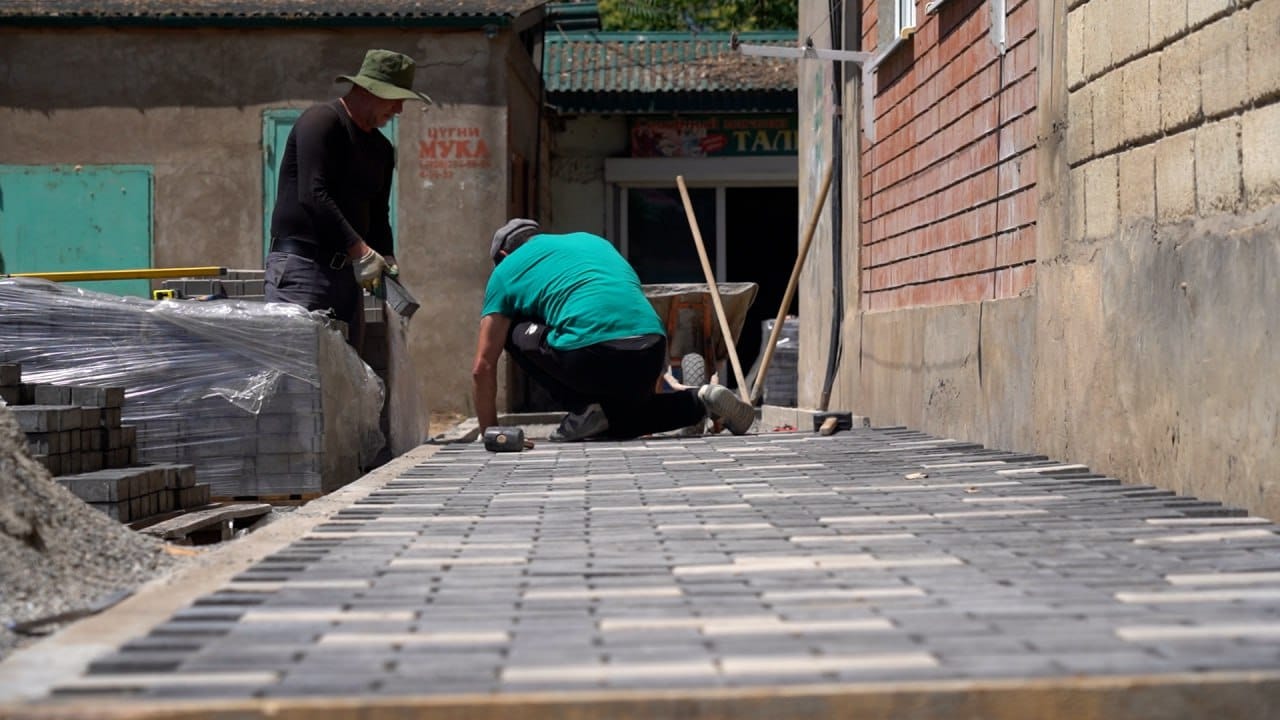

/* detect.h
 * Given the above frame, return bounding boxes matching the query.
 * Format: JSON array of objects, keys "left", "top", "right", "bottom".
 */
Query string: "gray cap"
[{"left": 491, "top": 218, "right": 541, "bottom": 264}]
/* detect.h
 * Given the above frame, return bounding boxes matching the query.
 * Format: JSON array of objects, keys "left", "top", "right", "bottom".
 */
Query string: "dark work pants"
[
  {"left": 264, "top": 251, "right": 362, "bottom": 346},
  {"left": 506, "top": 320, "right": 705, "bottom": 439}
]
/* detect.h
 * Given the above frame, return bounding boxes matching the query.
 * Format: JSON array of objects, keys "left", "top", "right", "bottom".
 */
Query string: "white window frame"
[{"left": 895, "top": 0, "right": 917, "bottom": 38}]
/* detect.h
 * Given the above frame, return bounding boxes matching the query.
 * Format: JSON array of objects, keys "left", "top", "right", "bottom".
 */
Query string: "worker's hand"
[
  {"left": 353, "top": 247, "right": 388, "bottom": 290},
  {"left": 383, "top": 255, "right": 399, "bottom": 278}
]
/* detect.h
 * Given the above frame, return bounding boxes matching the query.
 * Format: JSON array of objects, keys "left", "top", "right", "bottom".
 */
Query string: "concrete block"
[
  {"left": 1189, "top": 0, "right": 1231, "bottom": 24},
  {"left": 1201, "top": 11, "right": 1250, "bottom": 118},
  {"left": 1242, "top": 102, "right": 1280, "bottom": 208},
  {"left": 150, "top": 463, "right": 198, "bottom": 489},
  {"left": 10, "top": 405, "right": 82, "bottom": 433},
  {"left": 1156, "top": 131, "right": 1197, "bottom": 221},
  {"left": 0, "top": 363, "right": 19, "bottom": 386},
  {"left": 58, "top": 472, "right": 133, "bottom": 502},
  {"left": 81, "top": 452, "right": 104, "bottom": 473},
  {"left": 1195, "top": 117, "right": 1242, "bottom": 214},
  {"left": 71, "top": 385, "right": 126, "bottom": 409},
  {"left": 18, "top": 384, "right": 36, "bottom": 404},
  {"left": 89, "top": 502, "right": 128, "bottom": 522},
  {"left": 1248, "top": 0, "right": 1280, "bottom": 103},
  {"left": 66, "top": 429, "right": 81, "bottom": 452},
  {"left": 178, "top": 484, "right": 212, "bottom": 508},
  {"left": 1069, "top": 165, "right": 1087, "bottom": 244},
  {"left": 121, "top": 424, "right": 137, "bottom": 447},
  {"left": 1119, "top": 144, "right": 1158, "bottom": 220},
  {"left": 1067, "top": 87, "right": 1093, "bottom": 164},
  {"left": 1093, "top": 69, "right": 1124, "bottom": 154},
  {"left": 106, "top": 447, "right": 130, "bottom": 468},
  {"left": 1122, "top": 54, "right": 1162, "bottom": 145},
  {"left": 25, "top": 432, "right": 62, "bottom": 455},
  {"left": 1083, "top": 0, "right": 1115, "bottom": 78},
  {"left": 32, "top": 384, "right": 72, "bottom": 405},
  {"left": 1084, "top": 156, "right": 1120, "bottom": 239},
  {"left": 1112, "top": 0, "right": 1152, "bottom": 62},
  {"left": 0, "top": 386, "right": 20, "bottom": 405},
  {"left": 1151, "top": 0, "right": 1189, "bottom": 45},
  {"left": 1160, "top": 35, "right": 1203, "bottom": 132},
  {"left": 80, "top": 408, "right": 97, "bottom": 430}
]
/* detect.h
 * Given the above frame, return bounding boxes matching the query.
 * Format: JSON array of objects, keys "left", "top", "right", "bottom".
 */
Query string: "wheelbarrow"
[{"left": 642, "top": 282, "right": 759, "bottom": 390}]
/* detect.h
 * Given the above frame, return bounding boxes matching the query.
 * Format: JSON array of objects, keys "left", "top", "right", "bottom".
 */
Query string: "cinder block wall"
[{"left": 1040, "top": 0, "right": 1280, "bottom": 516}]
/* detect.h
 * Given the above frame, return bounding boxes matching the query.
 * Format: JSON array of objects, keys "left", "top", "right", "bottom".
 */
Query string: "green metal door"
[
  {"left": 0, "top": 165, "right": 153, "bottom": 298},
  {"left": 262, "top": 110, "right": 398, "bottom": 260}
]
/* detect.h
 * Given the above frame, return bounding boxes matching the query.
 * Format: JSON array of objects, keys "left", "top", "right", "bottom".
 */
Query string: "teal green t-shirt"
[{"left": 481, "top": 232, "right": 665, "bottom": 350}]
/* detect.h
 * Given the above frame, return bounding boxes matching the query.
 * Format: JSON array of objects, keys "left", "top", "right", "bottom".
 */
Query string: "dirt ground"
[
  {"left": 0, "top": 404, "right": 178, "bottom": 662},
  {"left": 428, "top": 410, "right": 469, "bottom": 439}
]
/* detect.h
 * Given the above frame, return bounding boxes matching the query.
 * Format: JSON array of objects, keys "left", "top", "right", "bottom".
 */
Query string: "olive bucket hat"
[{"left": 337, "top": 49, "right": 433, "bottom": 104}]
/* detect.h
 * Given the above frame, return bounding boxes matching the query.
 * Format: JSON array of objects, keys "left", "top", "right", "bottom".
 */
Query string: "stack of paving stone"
[
  {"left": 0, "top": 277, "right": 383, "bottom": 502},
  {"left": 1, "top": 362, "right": 209, "bottom": 522},
  {"left": 161, "top": 269, "right": 266, "bottom": 301}
]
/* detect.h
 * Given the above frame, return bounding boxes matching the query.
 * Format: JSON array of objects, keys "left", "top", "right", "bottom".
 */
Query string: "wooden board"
[{"left": 139, "top": 503, "right": 271, "bottom": 541}]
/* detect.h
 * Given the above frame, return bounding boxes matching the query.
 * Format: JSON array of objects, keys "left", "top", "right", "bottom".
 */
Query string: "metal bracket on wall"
[{"left": 734, "top": 35, "right": 904, "bottom": 142}]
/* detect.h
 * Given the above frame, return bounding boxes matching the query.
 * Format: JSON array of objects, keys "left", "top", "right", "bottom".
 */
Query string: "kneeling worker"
[{"left": 471, "top": 219, "right": 755, "bottom": 441}]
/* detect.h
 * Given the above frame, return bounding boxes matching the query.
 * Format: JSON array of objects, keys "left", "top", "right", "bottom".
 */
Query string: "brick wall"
[
  {"left": 1067, "top": 0, "right": 1280, "bottom": 231},
  {"left": 859, "top": 0, "right": 1038, "bottom": 311}
]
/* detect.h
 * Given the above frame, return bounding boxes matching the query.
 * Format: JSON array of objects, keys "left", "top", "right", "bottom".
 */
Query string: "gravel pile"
[{"left": 0, "top": 403, "right": 175, "bottom": 661}]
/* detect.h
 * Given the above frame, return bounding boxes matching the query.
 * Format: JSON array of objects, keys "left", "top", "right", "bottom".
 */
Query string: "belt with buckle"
[{"left": 270, "top": 237, "right": 350, "bottom": 270}]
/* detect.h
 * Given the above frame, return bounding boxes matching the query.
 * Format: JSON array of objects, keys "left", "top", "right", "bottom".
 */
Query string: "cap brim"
[{"left": 337, "top": 74, "right": 433, "bottom": 104}]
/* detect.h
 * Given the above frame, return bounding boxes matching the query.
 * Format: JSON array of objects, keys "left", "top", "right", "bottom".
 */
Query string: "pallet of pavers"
[
  {"left": 2, "top": 363, "right": 211, "bottom": 522},
  {"left": 0, "top": 278, "right": 384, "bottom": 500}
]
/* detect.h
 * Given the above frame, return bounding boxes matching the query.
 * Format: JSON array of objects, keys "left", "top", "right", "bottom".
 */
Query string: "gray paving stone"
[{"left": 47, "top": 427, "right": 1280, "bottom": 703}]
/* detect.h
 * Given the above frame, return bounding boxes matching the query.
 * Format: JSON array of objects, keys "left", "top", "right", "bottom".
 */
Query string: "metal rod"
[
  {"left": 750, "top": 160, "right": 836, "bottom": 405},
  {"left": 8, "top": 267, "right": 227, "bottom": 282},
  {"left": 675, "top": 175, "right": 751, "bottom": 403}
]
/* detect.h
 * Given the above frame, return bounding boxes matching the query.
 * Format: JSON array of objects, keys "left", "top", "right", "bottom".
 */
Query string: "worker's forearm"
[{"left": 473, "top": 373, "right": 498, "bottom": 430}]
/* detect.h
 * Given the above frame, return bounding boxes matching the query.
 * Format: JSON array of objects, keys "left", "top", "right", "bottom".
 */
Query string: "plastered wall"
[{"left": 0, "top": 26, "right": 527, "bottom": 418}]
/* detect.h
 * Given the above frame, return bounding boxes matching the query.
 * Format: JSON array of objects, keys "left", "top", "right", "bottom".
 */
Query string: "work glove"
[
  {"left": 353, "top": 247, "right": 388, "bottom": 290},
  {"left": 383, "top": 255, "right": 400, "bottom": 278}
]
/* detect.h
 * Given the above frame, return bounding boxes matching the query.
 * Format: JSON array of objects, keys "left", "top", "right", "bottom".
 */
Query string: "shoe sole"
[{"left": 699, "top": 386, "right": 754, "bottom": 435}]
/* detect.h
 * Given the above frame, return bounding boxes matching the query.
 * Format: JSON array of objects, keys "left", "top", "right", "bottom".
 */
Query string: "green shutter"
[{"left": 0, "top": 164, "right": 153, "bottom": 298}]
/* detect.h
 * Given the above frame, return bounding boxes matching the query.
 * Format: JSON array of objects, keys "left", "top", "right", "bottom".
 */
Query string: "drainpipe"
[{"left": 818, "top": 0, "right": 847, "bottom": 412}]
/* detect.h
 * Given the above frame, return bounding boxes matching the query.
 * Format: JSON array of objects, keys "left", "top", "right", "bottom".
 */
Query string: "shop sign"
[{"left": 629, "top": 115, "right": 798, "bottom": 158}]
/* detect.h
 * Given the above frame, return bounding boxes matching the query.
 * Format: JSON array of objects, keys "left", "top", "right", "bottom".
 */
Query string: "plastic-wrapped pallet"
[
  {"left": 0, "top": 278, "right": 384, "bottom": 499},
  {"left": 759, "top": 316, "right": 798, "bottom": 407}
]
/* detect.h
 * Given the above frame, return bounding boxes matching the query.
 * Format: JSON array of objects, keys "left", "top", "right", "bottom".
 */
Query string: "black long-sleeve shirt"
[{"left": 270, "top": 100, "right": 395, "bottom": 256}]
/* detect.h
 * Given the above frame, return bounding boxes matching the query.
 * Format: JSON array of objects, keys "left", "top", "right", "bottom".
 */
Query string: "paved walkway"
[{"left": 7, "top": 426, "right": 1280, "bottom": 717}]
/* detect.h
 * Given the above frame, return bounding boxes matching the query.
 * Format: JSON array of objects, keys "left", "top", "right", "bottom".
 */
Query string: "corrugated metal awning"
[{"left": 544, "top": 30, "right": 797, "bottom": 114}]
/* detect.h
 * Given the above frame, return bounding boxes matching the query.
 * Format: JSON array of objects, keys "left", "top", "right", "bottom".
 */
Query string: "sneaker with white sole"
[
  {"left": 549, "top": 403, "right": 610, "bottom": 442},
  {"left": 697, "top": 384, "right": 755, "bottom": 435}
]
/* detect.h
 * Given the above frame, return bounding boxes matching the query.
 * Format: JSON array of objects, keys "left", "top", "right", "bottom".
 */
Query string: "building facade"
[
  {"left": 797, "top": 0, "right": 1280, "bottom": 517},
  {"left": 542, "top": 30, "right": 800, "bottom": 404},
  {"left": 0, "top": 0, "right": 553, "bottom": 421}
]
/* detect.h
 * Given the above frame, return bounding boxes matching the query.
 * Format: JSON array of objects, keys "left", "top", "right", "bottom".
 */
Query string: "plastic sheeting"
[{"left": 0, "top": 278, "right": 384, "bottom": 496}]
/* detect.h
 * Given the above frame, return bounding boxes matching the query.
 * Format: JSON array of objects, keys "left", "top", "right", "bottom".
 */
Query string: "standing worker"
[
  {"left": 265, "top": 49, "right": 432, "bottom": 344},
  {"left": 472, "top": 218, "right": 756, "bottom": 441}
]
